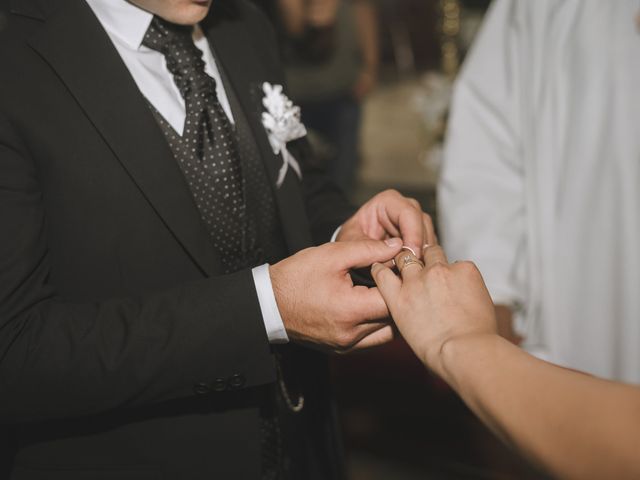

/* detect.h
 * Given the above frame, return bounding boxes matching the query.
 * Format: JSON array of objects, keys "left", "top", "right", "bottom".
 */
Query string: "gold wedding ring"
[{"left": 394, "top": 246, "right": 424, "bottom": 273}]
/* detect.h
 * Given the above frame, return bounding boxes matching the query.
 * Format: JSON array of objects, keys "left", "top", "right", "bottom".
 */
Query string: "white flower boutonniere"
[{"left": 261, "top": 82, "right": 307, "bottom": 188}]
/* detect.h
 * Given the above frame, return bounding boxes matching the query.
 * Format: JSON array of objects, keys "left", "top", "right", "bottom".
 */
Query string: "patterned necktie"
[
  {"left": 143, "top": 18, "right": 287, "bottom": 479},
  {"left": 142, "top": 17, "right": 248, "bottom": 274}
]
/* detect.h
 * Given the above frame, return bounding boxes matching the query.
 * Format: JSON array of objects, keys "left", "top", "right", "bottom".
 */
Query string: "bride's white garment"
[{"left": 439, "top": 0, "right": 640, "bottom": 383}]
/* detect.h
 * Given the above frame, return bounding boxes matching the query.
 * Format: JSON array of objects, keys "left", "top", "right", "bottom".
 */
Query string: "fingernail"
[{"left": 385, "top": 238, "right": 402, "bottom": 247}]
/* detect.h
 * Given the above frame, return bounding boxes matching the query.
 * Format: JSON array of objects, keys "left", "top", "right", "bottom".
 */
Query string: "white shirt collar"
[{"left": 85, "top": 0, "right": 154, "bottom": 50}]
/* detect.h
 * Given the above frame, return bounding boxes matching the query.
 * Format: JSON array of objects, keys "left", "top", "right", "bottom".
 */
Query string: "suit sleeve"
[
  {"left": 295, "top": 138, "right": 356, "bottom": 244},
  {"left": 438, "top": 0, "right": 527, "bottom": 308},
  {"left": 0, "top": 114, "right": 276, "bottom": 424}
]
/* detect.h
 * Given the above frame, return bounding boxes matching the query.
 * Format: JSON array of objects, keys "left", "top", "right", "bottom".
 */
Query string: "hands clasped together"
[{"left": 270, "top": 189, "right": 497, "bottom": 371}]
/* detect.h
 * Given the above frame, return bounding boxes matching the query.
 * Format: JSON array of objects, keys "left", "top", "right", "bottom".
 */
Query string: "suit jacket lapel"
[
  {"left": 204, "top": 14, "right": 314, "bottom": 254},
  {"left": 24, "top": 0, "right": 222, "bottom": 276}
]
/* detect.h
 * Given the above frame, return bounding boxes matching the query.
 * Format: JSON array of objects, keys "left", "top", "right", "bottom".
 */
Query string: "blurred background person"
[
  {"left": 274, "top": 0, "right": 379, "bottom": 192},
  {"left": 440, "top": 0, "right": 640, "bottom": 382}
]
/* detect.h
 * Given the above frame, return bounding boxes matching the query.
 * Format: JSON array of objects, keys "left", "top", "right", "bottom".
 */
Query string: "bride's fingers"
[
  {"left": 422, "top": 213, "right": 438, "bottom": 249},
  {"left": 423, "top": 244, "right": 448, "bottom": 269},
  {"left": 395, "top": 249, "right": 424, "bottom": 280},
  {"left": 371, "top": 262, "right": 402, "bottom": 307}
]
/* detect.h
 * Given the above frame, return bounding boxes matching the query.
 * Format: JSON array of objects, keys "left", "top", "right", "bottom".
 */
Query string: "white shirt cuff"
[
  {"left": 251, "top": 264, "right": 289, "bottom": 344},
  {"left": 330, "top": 226, "right": 342, "bottom": 242}
]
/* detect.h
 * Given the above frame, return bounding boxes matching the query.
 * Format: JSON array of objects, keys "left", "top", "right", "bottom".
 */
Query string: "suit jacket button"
[
  {"left": 193, "top": 382, "right": 211, "bottom": 395},
  {"left": 213, "top": 378, "right": 227, "bottom": 392},
  {"left": 228, "top": 373, "right": 246, "bottom": 390}
]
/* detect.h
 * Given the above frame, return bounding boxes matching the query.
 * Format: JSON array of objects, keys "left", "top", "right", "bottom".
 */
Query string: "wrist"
[
  {"left": 268, "top": 263, "right": 289, "bottom": 327},
  {"left": 438, "top": 333, "right": 502, "bottom": 389},
  {"left": 268, "top": 258, "right": 311, "bottom": 344}
]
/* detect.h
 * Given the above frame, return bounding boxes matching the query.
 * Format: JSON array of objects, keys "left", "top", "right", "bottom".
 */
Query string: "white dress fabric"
[{"left": 439, "top": 0, "right": 640, "bottom": 382}]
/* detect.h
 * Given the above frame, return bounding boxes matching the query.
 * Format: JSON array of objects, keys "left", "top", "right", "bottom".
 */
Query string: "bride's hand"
[{"left": 371, "top": 245, "right": 498, "bottom": 381}]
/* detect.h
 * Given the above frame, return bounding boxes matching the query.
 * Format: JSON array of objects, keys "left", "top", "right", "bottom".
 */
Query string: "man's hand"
[
  {"left": 371, "top": 245, "right": 498, "bottom": 380},
  {"left": 336, "top": 190, "right": 436, "bottom": 260},
  {"left": 270, "top": 238, "right": 403, "bottom": 353}
]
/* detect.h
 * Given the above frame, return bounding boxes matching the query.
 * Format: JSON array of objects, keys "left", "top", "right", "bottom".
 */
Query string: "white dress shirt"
[
  {"left": 440, "top": 0, "right": 640, "bottom": 382},
  {"left": 85, "top": 0, "right": 289, "bottom": 344}
]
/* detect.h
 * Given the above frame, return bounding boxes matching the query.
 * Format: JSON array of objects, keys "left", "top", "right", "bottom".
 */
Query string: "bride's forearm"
[{"left": 438, "top": 334, "right": 640, "bottom": 480}]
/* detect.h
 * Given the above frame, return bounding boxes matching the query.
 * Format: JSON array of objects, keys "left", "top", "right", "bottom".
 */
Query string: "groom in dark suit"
[{"left": 0, "top": 0, "right": 432, "bottom": 478}]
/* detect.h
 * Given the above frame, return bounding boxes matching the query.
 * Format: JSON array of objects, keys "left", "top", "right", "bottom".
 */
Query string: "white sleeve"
[
  {"left": 330, "top": 226, "right": 342, "bottom": 243},
  {"left": 252, "top": 226, "right": 341, "bottom": 345},
  {"left": 438, "top": 0, "right": 527, "bottom": 307},
  {"left": 251, "top": 264, "right": 289, "bottom": 344}
]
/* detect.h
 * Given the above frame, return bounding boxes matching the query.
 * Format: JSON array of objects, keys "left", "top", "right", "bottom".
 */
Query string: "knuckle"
[
  {"left": 326, "top": 242, "right": 341, "bottom": 257},
  {"left": 363, "top": 241, "right": 379, "bottom": 258},
  {"left": 458, "top": 260, "right": 481, "bottom": 275},
  {"left": 432, "top": 261, "right": 448, "bottom": 273},
  {"left": 407, "top": 197, "right": 421, "bottom": 209},
  {"left": 427, "top": 261, "right": 449, "bottom": 278},
  {"left": 325, "top": 242, "right": 345, "bottom": 262},
  {"left": 335, "top": 330, "right": 356, "bottom": 350},
  {"left": 381, "top": 188, "right": 400, "bottom": 200}
]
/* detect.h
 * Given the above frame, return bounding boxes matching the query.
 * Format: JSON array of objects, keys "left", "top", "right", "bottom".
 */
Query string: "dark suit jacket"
[{"left": 0, "top": 0, "right": 354, "bottom": 478}]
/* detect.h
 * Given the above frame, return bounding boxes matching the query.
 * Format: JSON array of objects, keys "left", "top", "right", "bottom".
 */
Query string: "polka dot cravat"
[
  {"left": 143, "top": 16, "right": 248, "bottom": 274},
  {"left": 144, "top": 18, "right": 295, "bottom": 479}
]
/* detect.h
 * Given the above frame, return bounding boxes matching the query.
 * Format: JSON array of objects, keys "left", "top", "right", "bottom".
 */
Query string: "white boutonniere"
[{"left": 261, "top": 82, "right": 307, "bottom": 188}]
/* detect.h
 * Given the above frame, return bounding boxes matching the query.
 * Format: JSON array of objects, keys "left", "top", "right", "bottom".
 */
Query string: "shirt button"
[
  {"left": 228, "top": 373, "right": 246, "bottom": 390},
  {"left": 193, "top": 382, "right": 211, "bottom": 395},
  {"left": 212, "top": 378, "right": 227, "bottom": 392}
]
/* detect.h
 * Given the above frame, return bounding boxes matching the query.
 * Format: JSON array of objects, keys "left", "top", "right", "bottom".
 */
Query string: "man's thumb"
[{"left": 335, "top": 238, "right": 402, "bottom": 270}]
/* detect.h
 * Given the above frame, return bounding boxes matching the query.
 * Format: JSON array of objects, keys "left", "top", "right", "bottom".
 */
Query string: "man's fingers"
[
  {"left": 348, "top": 284, "right": 391, "bottom": 322},
  {"left": 333, "top": 238, "right": 403, "bottom": 271},
  {"left": 353, "top": 321, "right": 391, "bottom": 341},
  {"left": 377, "top": 210, "right": 401, "bottom": 239},
  {"left": 423, "top": 244, "right": 448, "bottom": 269},
  {"left": 375, "top": 192, "right": 426, "bottom": 256},
  {"left": 350, "top": 324, "right": 396, "bottom": 351},
  {"left": 395, "top": 205, "right": 425, "bottom": 256},
  {"left": 336, "top": 284, "right": 393, "bottom": 350}
]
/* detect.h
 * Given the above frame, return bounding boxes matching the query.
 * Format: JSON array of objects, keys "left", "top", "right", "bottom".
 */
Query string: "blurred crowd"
[{"left": 253, "top": 0, "right": 379, "bottom": 191}]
